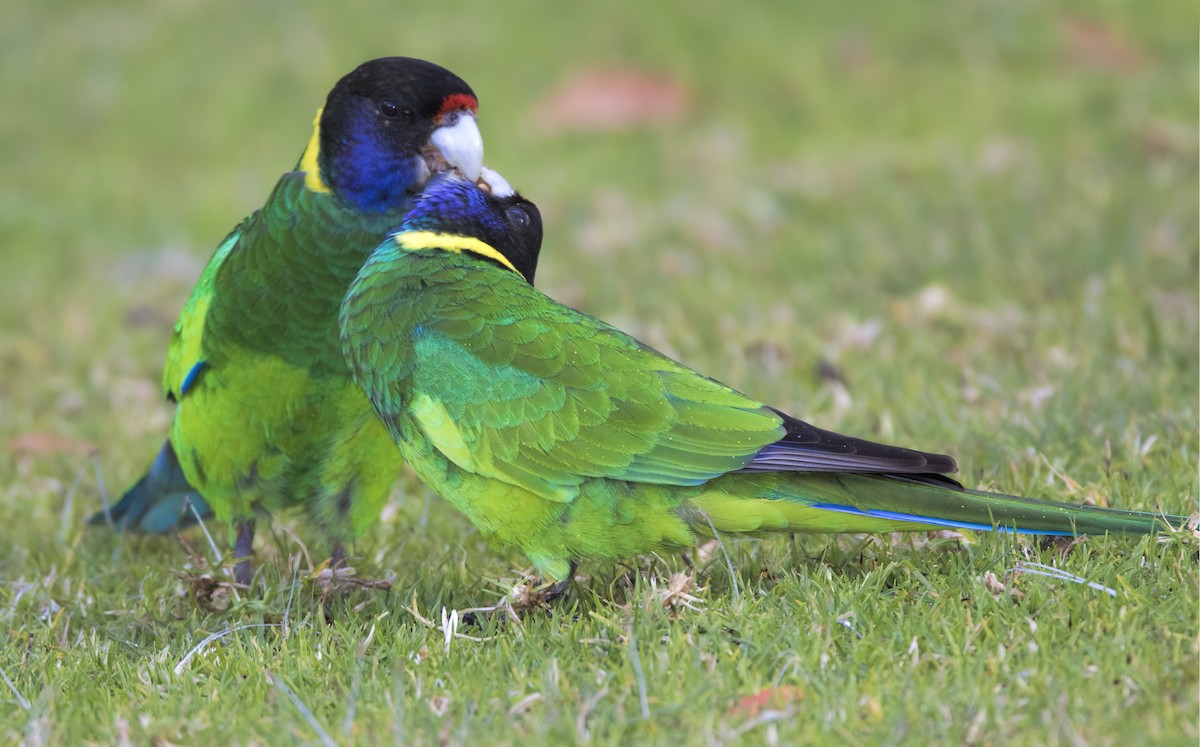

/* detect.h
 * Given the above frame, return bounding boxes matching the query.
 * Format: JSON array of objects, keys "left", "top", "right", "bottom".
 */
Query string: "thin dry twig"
[
  {"left": 575, "top": 686, "right": 609, "bottom": 742},
  {"left": 309, "top": 563, "right": 392, "bottom": 600},
  {"left": 187, "top": 498, "right": 224, "bottom": 572},
  {"left": 1008, "top": 561, "right": 1117, "bottom": 597},
  {"left": 508, "top": 692, "right": 543, "bottom": 717},
  {"left": 734, "top": 707, "right": 798, "bottom": 736},
  {"left": 174, "top": 623, "right": 284, "bottom": 676},
  {"left": 275, "top": 524, "right": 314, "bottom": 572}
]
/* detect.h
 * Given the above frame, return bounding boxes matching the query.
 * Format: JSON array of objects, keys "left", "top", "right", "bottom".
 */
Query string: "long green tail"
[{"left": 692, "top": 472, "right": 1187, "bottom": 537}]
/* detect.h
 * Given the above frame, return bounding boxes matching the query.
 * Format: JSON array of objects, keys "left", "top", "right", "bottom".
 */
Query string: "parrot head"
[
  {"left": 397, "top": 173, "right": 543, "bottom": 283},
  {"left": 298, "top": 57, "right": 492, "bottom": 213}
]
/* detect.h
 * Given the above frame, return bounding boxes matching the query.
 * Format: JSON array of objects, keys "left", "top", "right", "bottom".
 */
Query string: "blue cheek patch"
[
  {"left": 180, "top": 361, "right": 207, "bottom": 397},
  {"left": 336, "top": 124, "right": 421, "bottom": 213}
]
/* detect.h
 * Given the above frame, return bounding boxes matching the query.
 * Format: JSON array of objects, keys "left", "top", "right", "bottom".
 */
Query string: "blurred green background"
[{"left": 0, "top": 1, "right": 1196, "bottom": 744}]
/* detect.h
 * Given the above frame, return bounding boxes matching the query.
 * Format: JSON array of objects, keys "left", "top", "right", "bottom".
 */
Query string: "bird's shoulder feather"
[{"left": 162, "top": 224, "right": 245, "bottom": 399}]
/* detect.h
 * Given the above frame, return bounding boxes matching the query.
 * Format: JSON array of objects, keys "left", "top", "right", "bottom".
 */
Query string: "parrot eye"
[
  {"left": 380, "top": 99, "right": 400, "bottom": 117},
  {"left": 505, "top": 206, "right": 531, "bottom": 228}
]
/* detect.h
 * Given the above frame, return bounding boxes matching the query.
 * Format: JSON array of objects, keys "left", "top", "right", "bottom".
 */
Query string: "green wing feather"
[
  {"left": 163, "top": 225, "right": 243, "bottom": 399},
  {"left": 350, "top": 257, "right": 787, "bottom": 503}
]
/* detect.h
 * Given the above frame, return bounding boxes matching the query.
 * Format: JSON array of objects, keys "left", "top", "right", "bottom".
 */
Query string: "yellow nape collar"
[
  {"left": 395, "top": 231, "right": 519, "bottom": 275},
  {"left": 298, "top": 107, "right": 331, "bottom": 194}
]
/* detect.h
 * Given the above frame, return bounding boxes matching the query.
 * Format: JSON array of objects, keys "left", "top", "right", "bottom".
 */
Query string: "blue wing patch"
[{"left": 180, "top": 361, "right": 207, "bottom": 397}]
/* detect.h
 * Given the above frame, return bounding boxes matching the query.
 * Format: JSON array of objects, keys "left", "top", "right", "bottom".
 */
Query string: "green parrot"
[
  {"left": 91, "top": 58, "right": 512, "bottom": 586},
  {"left": 339, "top": 176, "right": 1189, "bottom": 589}
]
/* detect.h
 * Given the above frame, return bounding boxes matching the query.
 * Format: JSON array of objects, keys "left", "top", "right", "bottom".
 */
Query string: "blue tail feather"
[
  {"left": 808, "top": 501, "right": 1077, "bottom": 536},
  {"left": 89, "top": 440, "right": 211, "bottom": 532}
]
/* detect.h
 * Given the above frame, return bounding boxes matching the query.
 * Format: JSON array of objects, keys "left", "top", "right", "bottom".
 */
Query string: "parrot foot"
[
  {"left": 540, "top": 570, "right": 574, "bottom": 605},
  {"left": 233, "top": 521, "right": 256, "bottom": 587},
  {"left": 330, "top": 542, "right": 348, "bottom": 570}
]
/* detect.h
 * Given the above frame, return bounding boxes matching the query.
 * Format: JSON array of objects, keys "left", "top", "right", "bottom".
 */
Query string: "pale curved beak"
[
  {"left": 479, "top": 166, "right": 514, "bottom": 198},
  {"left": 431, "top": 112, "right": 483, "bottom": 183}
]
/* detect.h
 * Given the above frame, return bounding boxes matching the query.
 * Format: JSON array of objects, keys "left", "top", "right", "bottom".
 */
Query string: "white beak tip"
[
  {"left": 430, "top": 114, "right": 484, "bottom": 183},
  {"left": 479, "top": 167, "right": 515, "bottom": 198}
]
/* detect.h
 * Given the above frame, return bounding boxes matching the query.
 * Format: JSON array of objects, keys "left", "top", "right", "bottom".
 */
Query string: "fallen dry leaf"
[
  {"left": 8, "top": 433, "right": 96, "bottom": 457},
  {"left": 308, "top": 563, "right": 392, "bottom": 600},
  {"left": 171, "top": 535, "right": 250, "bottom": 612},
  {"left": 982, "top": 570, "right": 1006, "bottom": 596},
  {"left": 1060, "top": 17, "right": 1145, "bottom": 72},
  {"left": 728, "top": 685, "right": 804, "bottom": 719},
  {"left": 981, "top": 570, "right": 1026, "bottom": 601},
  {"left": 427, "top": 695, "right": 451, "bottom": 717},
  {"left": 652, "top": 571, "right": 704, "bottom": 614},
  {"left": 532, "top": 68, "right": 690, "bottom": 134}
]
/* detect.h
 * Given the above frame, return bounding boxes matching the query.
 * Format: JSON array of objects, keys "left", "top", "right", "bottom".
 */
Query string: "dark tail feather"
[{"left": 89, "top": 440, "right": 211, "bottom": 532}]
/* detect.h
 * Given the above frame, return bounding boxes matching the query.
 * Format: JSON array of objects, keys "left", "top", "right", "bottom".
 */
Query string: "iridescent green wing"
[
  {"left": 406, "top": 272, "right": 787, "bottom": 503},
  {"left": 201, "top": 175, "right": 378, "bottom": 375}
]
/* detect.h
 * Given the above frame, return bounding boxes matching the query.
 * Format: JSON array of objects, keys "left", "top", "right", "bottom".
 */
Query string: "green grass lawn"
[{"left": 1, "top": 1, "right": 1197, "bottom": 744}]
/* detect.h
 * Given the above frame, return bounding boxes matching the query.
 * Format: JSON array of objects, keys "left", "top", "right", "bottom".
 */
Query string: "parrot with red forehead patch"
[{"left": 92, "top": 58, "right": 517, "bottom": 586}]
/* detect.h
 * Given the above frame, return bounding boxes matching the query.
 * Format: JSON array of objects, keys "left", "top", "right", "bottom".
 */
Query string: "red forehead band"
[{"left": 438, "top": 93, "right": 478, "bottom": 117}]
